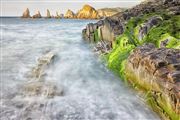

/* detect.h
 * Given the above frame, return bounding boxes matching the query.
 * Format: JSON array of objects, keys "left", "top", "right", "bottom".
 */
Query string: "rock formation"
[
  {"left": 55, "top": 11, "right": 61, "bottom": 19},
  {"left": 82, "top": 0, "right": 180, "bottom": 119},
  {"left": 22, "top": 52, "right": 63, "bottom": 98},
  {"left": 46, "top": 9, "right": 51, "bottom": 18},
  {"left": 32, "top": 11, "right": 42, "bottom": 18},
  {"left": 97, "top": 8, "right": 124, "bottom": 18},
  {"left": 76, "top": 4, "right": 99, "bottom": 19},
  {"left": 125, "top": 43, "right": 180, "bottom": 119},
  {"left": 22, "top": 8, "right": 31, "bottom": 18},
  {"left": 64, "top": 9, "right": 76, "bottom": 18}
]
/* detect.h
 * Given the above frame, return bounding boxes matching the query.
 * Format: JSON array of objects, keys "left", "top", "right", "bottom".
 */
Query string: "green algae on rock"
[{"left": 82, "top": 0, "right": 180, "bottom": 119}]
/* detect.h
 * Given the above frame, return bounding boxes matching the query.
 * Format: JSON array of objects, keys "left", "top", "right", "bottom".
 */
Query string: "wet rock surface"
[
  {"left": 126, "top": 43, "right": 180, "bottom": 116},
  {"left": 21, "top": 52, "right": 63, "bottom": 98}
]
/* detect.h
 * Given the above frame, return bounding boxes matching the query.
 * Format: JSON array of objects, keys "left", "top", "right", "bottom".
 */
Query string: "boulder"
[
  {"left": 32, "top": 11, "right": 42, "bottom": 18},
  {"left": 64, "top": 9, "right": 76, "bottom": 18},
  {"left": 22, "top": 8, "right": 31, "bottom": 18},
  {"left": 76, "top": 4, "right": 99, "bottom": 19}
]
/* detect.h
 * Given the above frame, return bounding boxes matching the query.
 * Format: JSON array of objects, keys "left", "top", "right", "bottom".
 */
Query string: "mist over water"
[{"left": 0, "top": 18, "right": 160, "bottom": 120}]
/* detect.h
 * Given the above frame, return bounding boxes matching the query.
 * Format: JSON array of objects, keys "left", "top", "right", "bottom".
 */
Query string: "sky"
[{"left": 1, "top": 0, "right": 142, "bottom": 16}]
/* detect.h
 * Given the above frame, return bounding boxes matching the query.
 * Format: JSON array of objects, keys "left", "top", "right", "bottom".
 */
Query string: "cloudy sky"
[{"left": 1, "top": 0, "right": 142, "bottom": 16}]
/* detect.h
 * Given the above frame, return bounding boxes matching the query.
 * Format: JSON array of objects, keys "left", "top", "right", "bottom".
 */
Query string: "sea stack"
[
  {"left": 76, "top": 4, "right": 99, "bottom": 19},
  {"left": 32, "top": 11, "right": 42, "bottom": 18},
  {"left": 64, "top": 9, "right": 76, "bottom": 18},
  {"left": 22, "top": 8, "right": 31, "bottom": 18},
  {"left": 55, "top": 11, "right": 61, "bottom": 19},
  {"left": 47, "top": 9, "right": 51, "bottom": 18}
]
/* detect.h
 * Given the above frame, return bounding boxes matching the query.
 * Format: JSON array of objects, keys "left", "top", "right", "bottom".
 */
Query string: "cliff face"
[
  {"left": 77, "top": 5, "right": 99, "bottom": 19},
  {"left": 22, "top": 8, "right": 31, "bottom": 18},
  {"left": 97, "top": 8, "right": 124, "bottom": 18},
  {"left": 82, "top": 0, "right": 180, "bottom": 119},
  {"left": 64, "top": 9, "right": 76, "bottom": 18}
]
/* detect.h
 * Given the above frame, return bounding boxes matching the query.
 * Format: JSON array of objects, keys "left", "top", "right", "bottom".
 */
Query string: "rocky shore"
[
  {"left": 21, "top": 5, "right": 124, "bottom": 19},
  {"left": 82, "top": 0, "right": 180, "bottom": 119}
]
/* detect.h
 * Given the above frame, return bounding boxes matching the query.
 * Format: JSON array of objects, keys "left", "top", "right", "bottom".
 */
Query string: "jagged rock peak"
[
  {"left": 47, "top": 9, "right": 51, "bottom": 18},
  {"left": 22, "top": 8, "right": 31, "bottom": 18},
  {"left": 77, "top": 4, "right": 99, "bottom": 19},
  {"left": 64, "top": 9, "right": 76, "bottom": 18},
  {"left": 32, "top": 10, "right": 42, "bottom": 18}
]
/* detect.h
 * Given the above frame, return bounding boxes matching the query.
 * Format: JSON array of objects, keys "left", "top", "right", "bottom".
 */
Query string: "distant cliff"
[
  {"left": 97, "top": 8, "right": 125, "bottom": 18},
  {"left": 21, "top": 5, "right": 122, "bottom": 19}
]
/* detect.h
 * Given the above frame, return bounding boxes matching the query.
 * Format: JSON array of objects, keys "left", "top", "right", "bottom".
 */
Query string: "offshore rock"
[
  {"left": 46, "top": 9, "right": 51, "bottom": 18},
  {"left": 125, "top": 43, "right": 180, "bottom": 118},
  {"left": 77, "top": 4, "right": 99, "bottom": 19},
  {"left": 64, "top": 9, "right": 76, "bottom": 18},
  {"left": 32, "top": 11, "right": 42, "bottom": 18},
  {"left": 22, "top": 8, "right": 31, "bottom": 18},
  {"left": 31, "top": 52, "right": 55, "bottom": 80}
]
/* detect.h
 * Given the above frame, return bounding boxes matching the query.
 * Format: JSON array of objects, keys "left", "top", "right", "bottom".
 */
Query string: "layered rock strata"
[{"left": 125, "top": 43, "right": 180, "bottom": 119}]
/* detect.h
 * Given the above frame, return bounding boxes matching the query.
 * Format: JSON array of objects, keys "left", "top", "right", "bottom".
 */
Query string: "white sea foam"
[{"left": 0, "top": 18, "right": 160, "bottom": 120}]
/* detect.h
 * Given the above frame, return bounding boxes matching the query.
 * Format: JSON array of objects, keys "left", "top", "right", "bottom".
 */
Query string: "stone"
[{"left": 22, "top": 8, "right": 31, "bottom": 18}]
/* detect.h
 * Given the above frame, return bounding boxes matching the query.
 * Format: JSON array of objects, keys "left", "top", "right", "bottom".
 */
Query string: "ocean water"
[{"left": 0, "top": 18, "right": 160, "bottom": 120}]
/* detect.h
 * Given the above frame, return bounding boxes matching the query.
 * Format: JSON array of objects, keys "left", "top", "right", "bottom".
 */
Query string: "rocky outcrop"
[
  {"left": 22, "top": 8, "right": 31, "bottom": 18},
  {"left": 55, "top": 11, "right": 61, "bottom": 19},
  {"left": 22, "top": 52, "right": 63, "bottom": 98},
  {"left": 64, "top": 9, "right": 76, "bottom": 18},
  {"left": 76, "top": 4, "right": 99, "bottom": 19},
  {"left": 138, "top": 16, "right": 163, "bottom": 40},
  {"left": 97, "top": 8, "right": 124, "bottom": 18},
  {"left": 32, "top": 11, "right": 42, "bottom": 18},
  {"left": 125, "top": 43, "right": 180, "bottom": 119},
  {"left": 82, "top": 0, "right": 180, "bottom": 119},
  {"left": 46, "top": 9, "right": 51, "bottom": 18},
  {"left": 83, "top": 0, "right": 180, "bottom": 44}
]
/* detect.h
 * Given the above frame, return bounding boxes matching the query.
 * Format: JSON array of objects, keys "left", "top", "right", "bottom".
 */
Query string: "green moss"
[
  {"left": 157, "top": 33, "right": 180, "bottom": 49},
  {"left": 104, "top": 12, "right": 180, "bottom": 120},
  {"left": 93, "top": 29, "right": 100, "bottom": 43},
  {"left": 143, "top": 15, "right": 180, "bottom": 48}
]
